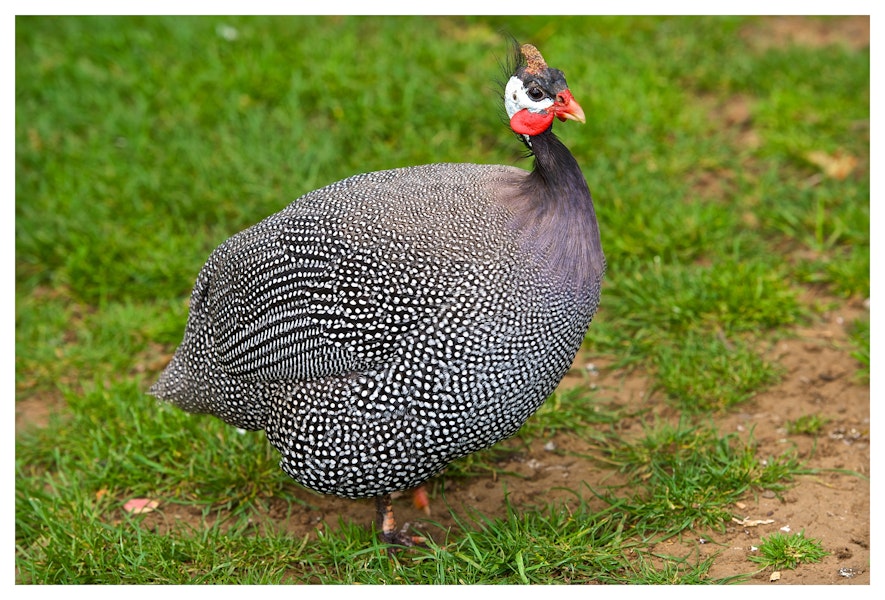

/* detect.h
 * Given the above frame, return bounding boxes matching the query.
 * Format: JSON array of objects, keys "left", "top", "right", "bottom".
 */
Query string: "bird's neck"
[{"left": 512, "top": 130, "right": 605, "bottom": 293}]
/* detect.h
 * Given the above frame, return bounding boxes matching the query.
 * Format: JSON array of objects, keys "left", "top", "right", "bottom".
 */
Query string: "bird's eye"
[{"left": 527, "top": 87, "right": 545, "bottom": 101}]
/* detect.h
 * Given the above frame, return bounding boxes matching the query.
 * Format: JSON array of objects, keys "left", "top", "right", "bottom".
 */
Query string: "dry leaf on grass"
[
  {"left": 805, "top": 150, "right": 858, "bottom": 180},
  {"left": 732, "top": 517, "right": 776, "bottom": 527}
]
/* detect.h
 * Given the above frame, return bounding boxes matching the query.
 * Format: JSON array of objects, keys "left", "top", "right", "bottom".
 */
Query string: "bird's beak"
[{"left": 553, "top": 89, "right": 586, "bottom": 124}]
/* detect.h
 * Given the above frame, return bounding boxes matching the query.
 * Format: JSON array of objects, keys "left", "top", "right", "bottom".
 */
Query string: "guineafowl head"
[{"left": 504, "top": 44, "right": 586, "bottom": 140}]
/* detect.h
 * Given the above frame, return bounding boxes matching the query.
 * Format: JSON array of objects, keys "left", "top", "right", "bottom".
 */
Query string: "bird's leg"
[
  {"left": 412, "top": 484, "right": 431, "bottom": 515},
  {"left": 375, "top": 494, "right": 427, "bottom": 549}
]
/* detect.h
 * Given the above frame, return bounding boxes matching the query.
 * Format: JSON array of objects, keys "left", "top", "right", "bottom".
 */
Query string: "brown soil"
[{"left": 740, "top": 15, "right": 870, "bottom": 51}]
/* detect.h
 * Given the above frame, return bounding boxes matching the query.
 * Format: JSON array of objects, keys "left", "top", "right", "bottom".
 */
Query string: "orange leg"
[{"left": 412, "top": 485, "right": 431, "bottom": 515}]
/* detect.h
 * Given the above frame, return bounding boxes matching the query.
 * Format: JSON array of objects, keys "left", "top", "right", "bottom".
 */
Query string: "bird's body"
[{"left": 150, "top": 43, "right": 604, "bottom": 544}]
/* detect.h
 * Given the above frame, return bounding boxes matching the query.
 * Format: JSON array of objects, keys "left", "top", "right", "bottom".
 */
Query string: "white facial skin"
[{"left": 504, "top": 75, "right": 554, "bottom": 120}]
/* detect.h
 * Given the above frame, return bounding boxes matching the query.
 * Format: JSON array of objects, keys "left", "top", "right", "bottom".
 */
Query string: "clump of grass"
[
  {"left": 653, "top": 333, "right": 783, "bottom": 412},
  {"left": 16, "top": 493, "right": 311, "bottom": 584},
  {"left": 589, "top": 257, "right": 801, "bottom": 410},
  {"left": 786, "top": 414, "right": 830, "bottom": 435},
  {"left": 428, "top": 499, "right": 632, "bottom": 584},
  {"left": 794, "top": 246, "right": 870, "bottom": 299},
  {"left": 603, "top": 258, "right": 803, "bottom": 344},
  {"left": 591, "top": 420, "right": 806, "bottom": 536},
  {"left": 848, "top": 318, "right": 870, "bottom": 383},
  {"left": 304, "top": 498, "right": 731, "bottom": 584},
  {"left": 749, "top": 530, "right": 828, "bottom": 570},
  {"left": 625, "top": 551, "right": 745, "bottom": 584}
]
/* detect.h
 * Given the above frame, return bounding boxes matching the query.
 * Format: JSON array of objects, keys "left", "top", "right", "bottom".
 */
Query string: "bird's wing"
[{"left": 198, "top": 211, "right": 454, "bottom": 382}]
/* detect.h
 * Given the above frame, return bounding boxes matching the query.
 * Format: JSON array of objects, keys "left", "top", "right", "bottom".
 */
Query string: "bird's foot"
[
  {"left": 375, "top": 493, "right": 429, "bottom": 553},
  {"left": 379, "top": 522, "right": 427, "bottom": 548}
]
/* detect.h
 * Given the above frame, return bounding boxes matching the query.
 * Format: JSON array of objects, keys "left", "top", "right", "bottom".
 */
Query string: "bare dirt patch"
[
  {"left": 15, "top": 390, "right": 66, "bottom": 431},
  {"left": 741, "top": 16, "right": 870, "bottom": 51}
]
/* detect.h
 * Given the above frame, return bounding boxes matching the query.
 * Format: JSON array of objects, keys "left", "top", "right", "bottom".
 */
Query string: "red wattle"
[{"left": 510, "top": 108, "right": 554, "bottom": 136}]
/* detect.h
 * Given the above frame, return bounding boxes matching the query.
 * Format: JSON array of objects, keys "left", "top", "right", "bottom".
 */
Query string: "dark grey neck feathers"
[{"left": 511, "top": 129, "right": 605, "bottom": 295}]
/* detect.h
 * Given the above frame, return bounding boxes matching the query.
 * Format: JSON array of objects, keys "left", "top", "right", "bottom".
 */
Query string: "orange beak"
[{"left": 553, "top": 89, "right": 586, "bottom": 124}]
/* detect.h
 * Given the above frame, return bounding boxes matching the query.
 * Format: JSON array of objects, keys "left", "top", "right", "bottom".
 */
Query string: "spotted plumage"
[{"left": 149, "top": 43, "right": 605, "bottom": 545}]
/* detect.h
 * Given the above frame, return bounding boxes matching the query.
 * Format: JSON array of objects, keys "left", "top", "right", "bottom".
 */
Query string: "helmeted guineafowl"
[{"left": 149, "top": 42, "right": 605, "bottom": 547}]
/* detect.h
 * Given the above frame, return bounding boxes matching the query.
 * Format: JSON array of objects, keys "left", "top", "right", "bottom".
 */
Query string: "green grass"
[
  {"left": 785, "top": 414, "right": 830, "bottom": 436},
  {"left": 848, "top": 318, "right": 871, "bottom": 382},
  {"left": 749, "top": 531, "right": 829, "bottom": 571},
  {"left": 653, "top": 333, "right": 783, "bottom": 412},
  {"left": 589, "top": 419, "right": 806, "bottom": 536},
  {"left": 16, "top": 16, "right": 869, "bottom": 584}
]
